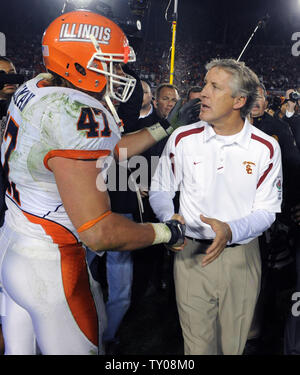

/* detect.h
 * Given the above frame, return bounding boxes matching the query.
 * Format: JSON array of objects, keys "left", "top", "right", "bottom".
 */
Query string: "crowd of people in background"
[
  {"left": 4, "top": 34, "right": 300, "bottom": 97},
  {"left": 136, "top": 41, "right": 300, "bottom": 95}
]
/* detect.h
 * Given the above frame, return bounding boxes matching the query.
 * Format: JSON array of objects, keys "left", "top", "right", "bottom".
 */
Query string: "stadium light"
[
  {"left": 61, "top": 0, "right": 114, "bottom": 18},
  {"left": 61, "top": 0, "right": 146, "bottom": 43},
  {"left": 71, "top": 0, "right": 93, "bottom": 8},
  {"left": 61, "top": 0, "right": 93, "bottom": 13}
]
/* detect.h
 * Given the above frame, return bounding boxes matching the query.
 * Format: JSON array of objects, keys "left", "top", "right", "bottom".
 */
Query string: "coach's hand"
[{"left": 200, "top": 215, "right": 232, "bottom": 267}]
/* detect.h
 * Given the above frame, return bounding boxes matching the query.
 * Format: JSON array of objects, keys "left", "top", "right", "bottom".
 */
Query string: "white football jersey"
[{"left": 1, "top": 74, "right": 121, "bottom": 245}]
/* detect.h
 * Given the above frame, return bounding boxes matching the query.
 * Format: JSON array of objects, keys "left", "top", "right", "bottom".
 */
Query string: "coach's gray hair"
[{"left": 205, "top": 58, "right": 260, "bottom": 118}]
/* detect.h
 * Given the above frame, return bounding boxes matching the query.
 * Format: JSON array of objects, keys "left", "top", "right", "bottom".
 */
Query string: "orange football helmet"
[{"left": 42, "top": 10, "right": 136, "bottom": 102}]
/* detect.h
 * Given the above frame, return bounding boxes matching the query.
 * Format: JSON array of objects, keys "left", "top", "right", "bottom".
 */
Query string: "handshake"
[
  {"left": 164, "top": 219, "right": 186, "bottom": 247},
  {"left": 151, "top": 219, "right": 186, "bottom": 250}
]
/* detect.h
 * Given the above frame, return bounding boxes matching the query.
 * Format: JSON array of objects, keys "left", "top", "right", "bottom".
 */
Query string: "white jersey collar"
[{"left": 202, "top": 118, "right": 252, "bottom": 149}]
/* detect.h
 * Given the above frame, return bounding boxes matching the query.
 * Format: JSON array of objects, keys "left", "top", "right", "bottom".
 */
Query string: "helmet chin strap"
[
  {"left": 89, "top": 34, "right": 124, "bottom": 132},
  {"left": 104, "top": 94, "right": 124, "bottom": 133}
]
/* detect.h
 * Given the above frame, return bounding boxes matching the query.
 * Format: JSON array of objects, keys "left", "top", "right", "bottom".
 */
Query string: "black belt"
[{"left": 185, "top": 236, "right": 240, "bottom": 248}]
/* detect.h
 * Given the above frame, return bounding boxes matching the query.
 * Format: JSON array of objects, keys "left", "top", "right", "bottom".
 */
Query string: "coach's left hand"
[{"left": 200, "top": 215, "right": 232, "bottom": 267}]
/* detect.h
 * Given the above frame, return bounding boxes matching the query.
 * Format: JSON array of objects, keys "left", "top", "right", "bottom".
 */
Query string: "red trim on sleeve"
[
  {"left": 251, "top": 134, "right": 275, "bottom": 189},
  {"left": 175, "top": 127, "right": 204, "bottom": 147},
  {"left": 251, "top": 134, "right": 274, "bottom": 159},
  {"left": 257, "top": 163, "right": 273, "bottom": 189},
  {"left": 44, "top": 149, "right": 110, "bottom": 171},
  {"left": 169, "top": 152, "right": 175, "bottom": 175}
]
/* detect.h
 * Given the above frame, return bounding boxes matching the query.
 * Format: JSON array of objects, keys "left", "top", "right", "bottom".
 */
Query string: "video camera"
[
  {"left": 288, "top": 91, "right": 300, "bottom": 103},
  {"left": 0, "top": 70, "right": 24, "bottom": 90}
]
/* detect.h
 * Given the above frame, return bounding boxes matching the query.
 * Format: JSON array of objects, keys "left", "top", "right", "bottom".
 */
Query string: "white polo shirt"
[{"left": 149, "top": 119, "right": 282, "bottom": 242}]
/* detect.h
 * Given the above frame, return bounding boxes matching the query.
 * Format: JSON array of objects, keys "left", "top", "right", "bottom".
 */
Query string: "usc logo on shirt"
[{"left": 243, "top": 161, "right": 256, "bottom": 175}]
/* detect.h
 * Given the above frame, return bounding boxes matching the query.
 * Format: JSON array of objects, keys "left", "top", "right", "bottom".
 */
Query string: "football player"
[{"left": 0, "top": 10, "right": 199, "bottom": 355}]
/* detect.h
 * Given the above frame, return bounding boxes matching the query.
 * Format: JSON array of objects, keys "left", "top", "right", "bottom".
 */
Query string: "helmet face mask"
[
  {"left": 87, "top": 41, "right": 136, "bottom": 102},
  {"left": 42, "top": 10, "right": 136, "bottom": 102}
]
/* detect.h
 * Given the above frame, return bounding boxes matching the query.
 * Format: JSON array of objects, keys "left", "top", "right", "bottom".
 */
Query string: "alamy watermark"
[
  {"left": 291, "top": 32, "right": 300, "bottom": 56},
  {"left": 95, "top": 148, "right": 199, "bottom": 193},
  {"left": 0, "top": 32, "right": 5, "bottom": 56},
  {"left": 291, "top": 292, "right": 300, "bottom": 317}
]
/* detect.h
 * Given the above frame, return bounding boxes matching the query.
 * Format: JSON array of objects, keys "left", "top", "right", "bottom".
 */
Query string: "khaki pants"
[{"left": 174, "top": 238, "right": 261, "bottom": 355}]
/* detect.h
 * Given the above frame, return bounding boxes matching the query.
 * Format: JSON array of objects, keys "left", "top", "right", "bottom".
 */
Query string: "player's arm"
[
  {"left": 116, "top": 98, "right": 200, "bottom": 160},
  {"left": 48, "top": 157, "right": 185, "bottom": 252},
  {"left": 117, "top": 127, "right": 158, "bottom": 159}
]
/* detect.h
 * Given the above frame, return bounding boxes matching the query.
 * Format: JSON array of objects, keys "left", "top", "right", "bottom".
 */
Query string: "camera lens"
[{"left": 289, "top": 91, "right": 300, "bottom": 102}]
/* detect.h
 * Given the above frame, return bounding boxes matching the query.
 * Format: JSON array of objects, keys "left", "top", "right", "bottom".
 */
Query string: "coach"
[{"left": 149, "top": 58, "right": 282, "bottom": 355}]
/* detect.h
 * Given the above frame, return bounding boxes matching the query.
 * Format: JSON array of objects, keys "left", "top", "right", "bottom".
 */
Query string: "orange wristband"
[{"left": 77, "top": 210, "right": 112, "bottom": 233}]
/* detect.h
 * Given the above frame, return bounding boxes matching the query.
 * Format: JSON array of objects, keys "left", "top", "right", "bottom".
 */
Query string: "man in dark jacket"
[
  {"left": 251, "top": 85, "right": 300, "bottom": 209},
  {"left": 281, "top": 88, "right": 300, "bottom": 151},
  {"left": 131, "top": 83, "right": 180, "bottom": 301},
  {"left": 245, "top": 83, "right": 300, "bottom": 354},
  {"left": 279, "top": 88, "right": 300, "bottom": 354}
]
